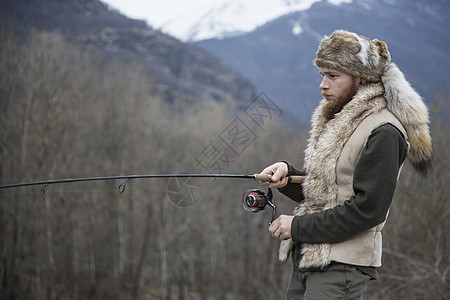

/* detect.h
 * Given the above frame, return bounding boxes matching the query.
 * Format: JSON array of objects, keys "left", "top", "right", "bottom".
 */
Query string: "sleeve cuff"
[
  {"left": 279, "top": 160, "right": 306, "bottom": 176},
  {"left": 291, "top": 215, "right": 302, "bottom": 243}
]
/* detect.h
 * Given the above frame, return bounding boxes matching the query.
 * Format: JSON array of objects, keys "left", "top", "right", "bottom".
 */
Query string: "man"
[{"left": 260, "top": 30, "right": 433, "bottom": 299}]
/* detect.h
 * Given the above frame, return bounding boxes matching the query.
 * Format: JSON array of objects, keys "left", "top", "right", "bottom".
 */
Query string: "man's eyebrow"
[{"left": 320, "top": 70, "right": 338, "bottom": 75}]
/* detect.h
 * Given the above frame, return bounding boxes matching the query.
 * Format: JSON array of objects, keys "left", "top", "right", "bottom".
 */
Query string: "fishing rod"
[
  {"left": 0, "top": 173, "right": 305, "bottom": 224},
  {"left": 0, "top": 173, "right": 304, "bottom": 190}
]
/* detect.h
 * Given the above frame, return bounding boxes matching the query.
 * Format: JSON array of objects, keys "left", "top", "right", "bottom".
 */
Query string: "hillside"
[
  {"left": 0, "top": 0, "right": 255, "bottom": 105},
  {"left": 196, "top": 0, "right": 450, "bottom": 121}
]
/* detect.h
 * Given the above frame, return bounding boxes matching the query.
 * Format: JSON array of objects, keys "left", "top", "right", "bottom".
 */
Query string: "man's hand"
[
  {"left": 269, "top": 215, "right": 294, "bottom": 240},
  {"left": 259, "top": 162, "right": 289, "bottom": 188}
]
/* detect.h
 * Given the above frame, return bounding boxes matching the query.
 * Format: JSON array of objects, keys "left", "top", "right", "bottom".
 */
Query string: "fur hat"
[
  {"left": 315, "top": 30, "right": 433, "bottom": 176},
  {"left": 314, "top": 30, "right": 391, "bottom": 82}
]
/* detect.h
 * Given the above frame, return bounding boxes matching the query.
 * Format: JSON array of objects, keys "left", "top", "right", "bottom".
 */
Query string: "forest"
[{"left": 0, "top": 20, "right": 449, "bottom": 300}]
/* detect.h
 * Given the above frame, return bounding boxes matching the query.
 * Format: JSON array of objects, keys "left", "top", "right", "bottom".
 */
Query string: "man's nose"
[{"left": 319, "top": 78, "right": 328, "bottom": 90}]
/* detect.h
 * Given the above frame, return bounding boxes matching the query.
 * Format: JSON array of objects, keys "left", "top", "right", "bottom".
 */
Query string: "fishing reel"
[{"left": 242, "top": 188, "right": 276, "bottom": 224}]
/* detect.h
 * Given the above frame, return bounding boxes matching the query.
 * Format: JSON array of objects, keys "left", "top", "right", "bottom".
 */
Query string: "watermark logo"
[
  {"left": 166, "top": 92, "right": 282, "bottom": 207},
  {"left": 244, "top": 91, "right": 282, "bottom": 130},
  {"left": 167, "top": 177, "right": 202, "bottom": 208},
  {"left": 219, "top": 117, "right": 258, "bottom": 156}
]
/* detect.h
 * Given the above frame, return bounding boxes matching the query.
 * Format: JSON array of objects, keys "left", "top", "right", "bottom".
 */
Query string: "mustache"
[{"left": 321, "top": 91, "right": 331, "bottom": 97}]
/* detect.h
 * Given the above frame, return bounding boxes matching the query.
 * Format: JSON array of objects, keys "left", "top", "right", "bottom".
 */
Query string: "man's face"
[{"left": 319, "top": 67, "right": 360, "bottom": 119}]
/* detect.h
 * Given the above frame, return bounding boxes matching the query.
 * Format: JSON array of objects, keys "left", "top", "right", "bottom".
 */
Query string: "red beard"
[
  {"left": 321, "top": 83, "right": 359, "bottom": 120},
  {"left": 321, "top": 96, "right": 352, "bottom": 120}
]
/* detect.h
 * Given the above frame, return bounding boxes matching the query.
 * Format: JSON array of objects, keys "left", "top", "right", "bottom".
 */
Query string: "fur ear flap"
[
  {"left": 381, "top": 63, "right": 433, "bottom": 176},
  {"left": 373, "top": 39, "right": 391, "bottom": 62}
]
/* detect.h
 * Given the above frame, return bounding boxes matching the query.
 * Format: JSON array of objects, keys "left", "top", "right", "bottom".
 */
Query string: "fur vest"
[{"left": 279, "top": 64, "right": 432, "bottom": 268}]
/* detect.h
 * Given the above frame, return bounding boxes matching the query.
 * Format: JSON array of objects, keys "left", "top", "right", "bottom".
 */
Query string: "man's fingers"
[
  {"left": 271, "top": 168, "right": 285, "bottom": 182},
  {"left": 269, "top": 217, "right": 283, "bottom": 238},
  {"left": 268, "top": 176, "right": 288, "bottom": 188},
  {"left": 260, "top": 162, "right": 288, "bottom": 183},
  {"left": 268, "top": 215, "right": 293, "bottom": 240}
]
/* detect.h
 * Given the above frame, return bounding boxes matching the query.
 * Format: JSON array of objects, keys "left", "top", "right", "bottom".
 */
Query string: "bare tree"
[{"left": 1, "top": 19, "right": 448, "bottom": 300}]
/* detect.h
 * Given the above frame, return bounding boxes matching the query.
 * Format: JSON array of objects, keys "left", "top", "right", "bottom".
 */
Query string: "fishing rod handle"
[
  {"left": 288, "top": 175, "right": 305, "bottom": 184},
  {"left": 254, "top": 174, "right": 305, "bottom": 184}
]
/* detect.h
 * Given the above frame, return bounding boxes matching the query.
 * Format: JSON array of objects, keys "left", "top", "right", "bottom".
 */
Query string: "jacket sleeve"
[
  {"left": 277, "top": 161, "right": 306, "bottom": 203},
  {"left": 291, "top": 124, "right": 408, "bottom": 244}
]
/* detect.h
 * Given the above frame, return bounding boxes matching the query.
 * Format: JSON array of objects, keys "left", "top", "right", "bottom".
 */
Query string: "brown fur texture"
[
  {"left": 314, "top": 30, "right": 391, "bottom": 82},
  {"left": 373, "top": 39, "right": 390, "bottom": 61},
  {"left": 381, "top": 63, "right": 433, "bottom": 176}
]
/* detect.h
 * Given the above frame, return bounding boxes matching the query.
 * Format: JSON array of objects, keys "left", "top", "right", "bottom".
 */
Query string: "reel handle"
[{"left": 254, "top": 174, "right": 305, "bottom": 184}]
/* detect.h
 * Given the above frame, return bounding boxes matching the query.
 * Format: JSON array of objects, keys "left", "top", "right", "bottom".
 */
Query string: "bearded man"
[{"left": 260, "top": 30, "right": 433, "bottom": 299}]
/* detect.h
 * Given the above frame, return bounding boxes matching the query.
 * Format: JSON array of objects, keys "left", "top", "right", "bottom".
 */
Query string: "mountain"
[
  {"left": 108, "top": 0, "right": 352, "bottom": 42},
  {"left": 145, "top": 0, "right": 343, "bottom": 42},
  {"left": 196, "top": 0, "right": 450, "bottom": 121},
  {"left": 0, "top": 0, "right": 255, "bottom": 105}
]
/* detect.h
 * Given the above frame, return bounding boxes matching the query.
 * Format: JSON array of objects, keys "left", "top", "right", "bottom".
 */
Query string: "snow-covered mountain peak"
[
  {"left": 162, "top": 0, "right": 353, "bottom": 41},
  {"left": 103, "top": 0, "right": 352, "bottom": 42}
]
